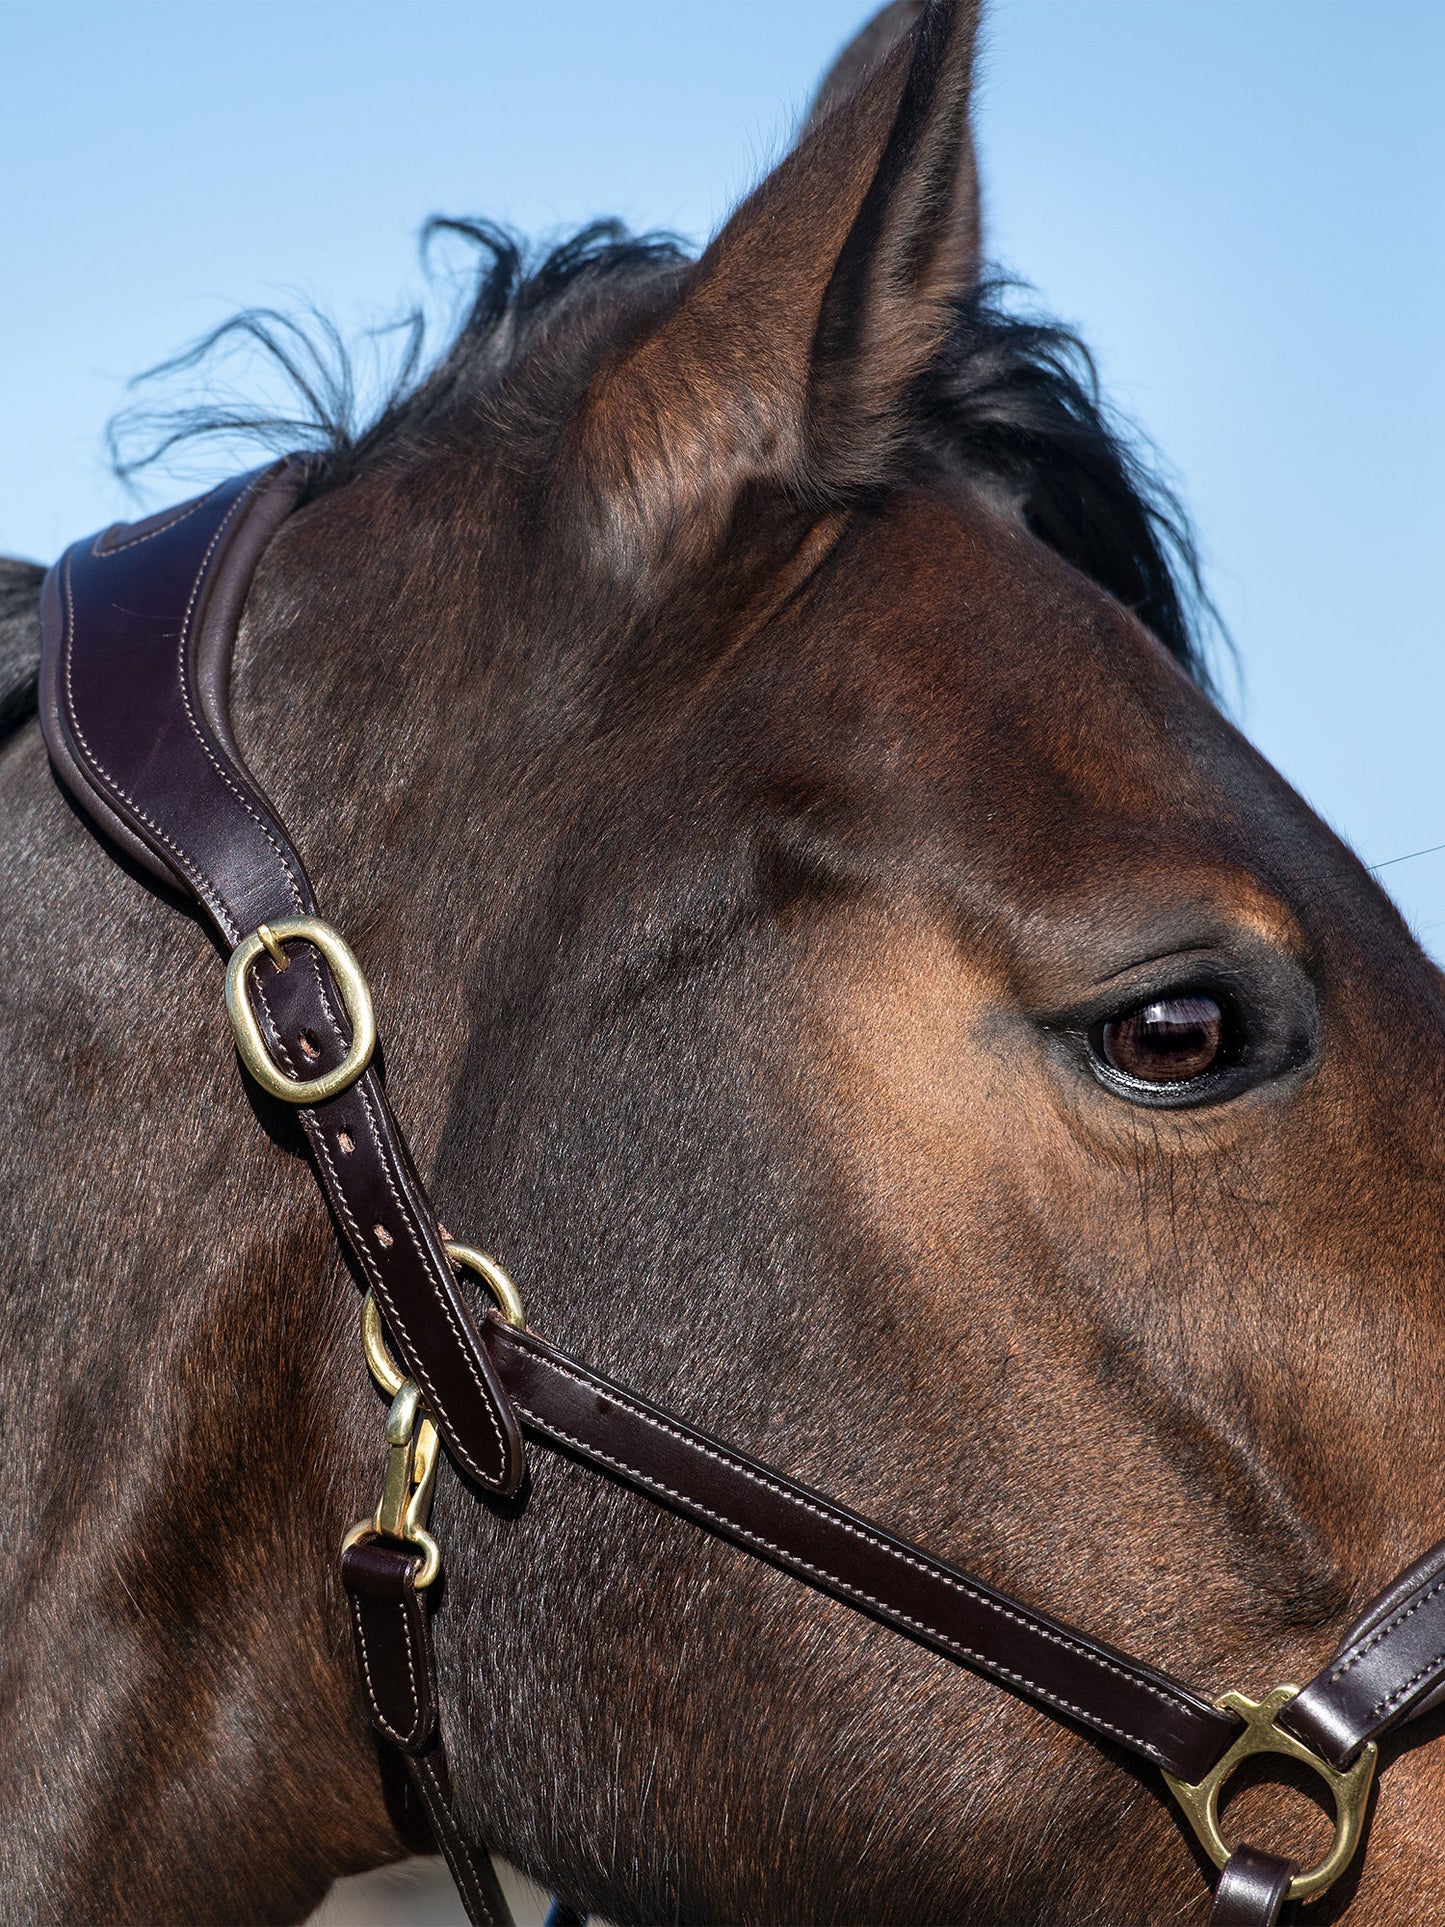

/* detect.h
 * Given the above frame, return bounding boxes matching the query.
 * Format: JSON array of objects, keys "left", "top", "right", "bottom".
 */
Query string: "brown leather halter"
[{"left": 38, "top": 459, "right": 1445, "bottom": 1926}]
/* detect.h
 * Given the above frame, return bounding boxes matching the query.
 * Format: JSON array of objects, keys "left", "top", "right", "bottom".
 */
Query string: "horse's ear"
[
  {"left": 803, "top": 1, "right": 927, "bottom": 143},
  {"left": 577, "top": 0, "right": 982, "bottom": 562},
  {"left": 808, "top": 0, "right": 982, "bottom": 486}
]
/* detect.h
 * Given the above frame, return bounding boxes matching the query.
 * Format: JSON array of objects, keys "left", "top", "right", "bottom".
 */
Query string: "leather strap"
[
  {"left": 1208, "top": 1848, "right": 1296, "bottom": 1927},
  {"left": 1283, "top": 1537, "right": 1445, "bottom": 1767},
  {"left": 38, "top": 466, "right": 523, "bottom": 1498},
  {"left": 342, "top": 1540, "right": 514, "bottom": 1925},
  {"left": 481, "top": 1318, "right": 1240, "bottom": 1781}
]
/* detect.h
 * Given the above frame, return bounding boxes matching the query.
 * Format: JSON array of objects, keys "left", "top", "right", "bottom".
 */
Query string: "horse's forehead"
[{"left": 770, "top": 490, "right": 1240, "bottom": 851}]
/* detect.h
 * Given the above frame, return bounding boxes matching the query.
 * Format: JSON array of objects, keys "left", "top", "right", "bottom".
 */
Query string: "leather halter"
[{"left": 39, "top": 460, "right": 1445, "bottom": 1925}]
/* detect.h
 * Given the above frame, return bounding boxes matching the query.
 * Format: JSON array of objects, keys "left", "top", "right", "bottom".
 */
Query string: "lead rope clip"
[
  {"left": 341, "top": 1246, "right": 527, "bottom": 1589},
  {"left": 343, "top": 1300, "right": 443, "bottom": 1587}
]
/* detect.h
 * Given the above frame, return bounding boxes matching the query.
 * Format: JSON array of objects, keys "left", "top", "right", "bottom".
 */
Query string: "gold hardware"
[
  {"left": 344, "top": 1245, "right": 521, "bottom": 1588},
  {"left": 225, "top": 915, "right": 376, "bottom": 1104},
  {"left": 345, "top": 1300, "right": 443, "bottom": 1587},
  {"left": 443, "top": 1241, "right": 526, "bottom": 1330},
  {"left": 342, "top": 1381, "right": 442, "bottom": 1588},
  {"left": 361, "top": 1290, "right": 407, "bottom": 1398},
  {"left": 376, "top": 1381, "right": 437, "bottom": 1539},
  {"left": 1163, "top": 1685, "right": 1378, "bottom": 1904},
  {"left": 256, "top": 922, "right": 290, "bottom": 970},
  {"left": 357, "top": 1242, "right": 523, "bottom": 1405}
]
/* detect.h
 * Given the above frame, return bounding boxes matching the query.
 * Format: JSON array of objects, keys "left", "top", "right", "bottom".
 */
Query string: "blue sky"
[{"left": 5, "top": 1, "right": 1442, "bottom": 951}]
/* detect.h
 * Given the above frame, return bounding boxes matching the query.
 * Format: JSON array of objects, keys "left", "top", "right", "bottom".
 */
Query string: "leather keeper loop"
[{"left": 342, "top": 1538, "right": 438, "bottom": 1754}]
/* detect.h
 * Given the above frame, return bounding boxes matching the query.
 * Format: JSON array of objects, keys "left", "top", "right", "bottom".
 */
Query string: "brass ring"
[
  {"left": 358, "top": 1244, "right": 524, "bottom": 1397},
  {"left": 1163, "top": 1686, "right": 1379, "bottom": 1903},
  {"left": 361, "top": 1290, "right": 407, "bottom": 1398},
  {"left": 224, "top": 915, "right": 376, "bottom": 1104},
  {"left": 443, "top": 1242, "right": 527, "bottom": 1329}
]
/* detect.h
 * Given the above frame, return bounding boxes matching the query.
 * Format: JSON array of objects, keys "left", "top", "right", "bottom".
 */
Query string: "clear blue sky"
[{"left": 6, "top": 2, "right": 1442, "bottom": 952}]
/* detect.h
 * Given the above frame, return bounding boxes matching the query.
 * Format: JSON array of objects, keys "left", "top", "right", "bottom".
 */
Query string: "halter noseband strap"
[{"left": 39, "top": 464, "right": 1445, "bottom": 1926}]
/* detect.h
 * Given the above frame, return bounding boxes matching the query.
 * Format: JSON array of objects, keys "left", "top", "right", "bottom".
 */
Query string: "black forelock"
[
  {"left": 106, "top": 222, "right": 1219, "bottom": 687},
  {"left": 924, "top": 285, "right": 1220, "bottom": 685}
]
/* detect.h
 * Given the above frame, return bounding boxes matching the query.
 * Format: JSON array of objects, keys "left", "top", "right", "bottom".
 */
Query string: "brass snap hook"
[
  {"left": 342, "top": 1378, "right": 442, "bottom": 1588},
  {"left": 1163, "top": 1685, "right": 1379, "bottom": 1904},
  {"left": 342, "top": 1249, "right": 525, "bottom": 1589}
]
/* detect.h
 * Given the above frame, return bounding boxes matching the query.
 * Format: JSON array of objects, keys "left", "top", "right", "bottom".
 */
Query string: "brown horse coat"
[{"left": 2, "top": 3, "right": 1443, "bottom": 1920}]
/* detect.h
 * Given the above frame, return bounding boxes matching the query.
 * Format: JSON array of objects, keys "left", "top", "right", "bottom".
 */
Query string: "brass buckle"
[
  {"left": 224, "top": 915, "right": 376, "bottom": 1104},
  {"left": 1163, "top": 1685, "right": 1379, "bottom": 1903}
]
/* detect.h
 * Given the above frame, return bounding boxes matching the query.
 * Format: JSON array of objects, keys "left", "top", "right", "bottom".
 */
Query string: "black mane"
[{"left": 109, "top": 219, "right": 1219, "bottom": 685}]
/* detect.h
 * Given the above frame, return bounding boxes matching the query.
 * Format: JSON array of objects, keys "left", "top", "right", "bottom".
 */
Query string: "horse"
[{"left": 2, "top": 1, "right": 1442, "bottom": 1920}]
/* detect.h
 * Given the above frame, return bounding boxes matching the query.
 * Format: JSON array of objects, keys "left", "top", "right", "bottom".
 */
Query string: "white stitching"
[
  {"left": 63, "top": 477, "right": 307, "bottom": 936},
  {"left": 355, "top": 1080, "right": 506, "bottom": 1474},
  {"left": 349, "top": 1589, "right": 424, "bottom": 1746},
  {"left": 304, "top": 942, "right": 345, "bottom": 1035},
  {"left": 516, "top": 1395, "right": 1163, "bottom": 1756},
  {"left": 167, "top": 486, "right": 308, "bottom": 915},
  {"left": 61, "top": 550, "right": 242, "bottom": 942},
  {"left": 1330, "top": 1574, "right": 1445, "bottom": 1681},
  {"left": 517, "top": 1384, "right": 1165, "bottom": 1756},
  {"left": 252, "top": 975, "right": 300, "bottom": 1075},
  {"left": 91, "top": 492, "right": 216, "bottom": 554},
  {"left": 413, "top": 1752, "right": 492, "bottom": 1897},
  {"left": 246, "top": 874, "right": 504, "bottom": 1477},
  {"left": 1370, "top": 1649, "right": 1445, "bottom": 1721},
  {"left": 504, "top": 1342, "right": 1221, "bottom": 1762},
  {"left": 307, "top": 1107, "right": 500, "bottom": 1486}
]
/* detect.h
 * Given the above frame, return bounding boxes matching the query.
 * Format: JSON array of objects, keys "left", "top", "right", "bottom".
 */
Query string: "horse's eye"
[{"left": 1098, "top": 994, "right": 1227, "bottom": 1084}]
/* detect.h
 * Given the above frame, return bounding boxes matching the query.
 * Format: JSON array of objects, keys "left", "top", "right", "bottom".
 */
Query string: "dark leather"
[
  {"left": 40, "top": 473, "right": 307, "bottom": 909},
  {"left": 342, "top": 1538, "right": 439, "bottom": 1750},
  {"left": 482, "top": 1317, "right": 1241, "bottom": 1782},
  {"left": 343, "top": 1539, "right": 514, "bottom": 1926},
  {"left": 1208, "top": 1848, "right": 1296, "bottom": 1927},
  {"left": 39, "top": 468, "right": 523, "bottom": 1497},
  {"left": 1283, "top": 1537, "right": 1445, "bottom": 1766}
]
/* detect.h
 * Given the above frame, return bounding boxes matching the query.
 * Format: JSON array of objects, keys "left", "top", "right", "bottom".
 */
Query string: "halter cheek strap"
[
  {"left": 39, "top": 465, "right": 1445, "bottom": 1927},
  {"left": 39, "top": 461, "right": 524, "bottom": 1497}
]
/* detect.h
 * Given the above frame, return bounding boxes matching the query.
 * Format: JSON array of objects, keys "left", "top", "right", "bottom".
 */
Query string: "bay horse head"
[{"left": 3, "top": 2, "right": 1443, "bottom": 1920}]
